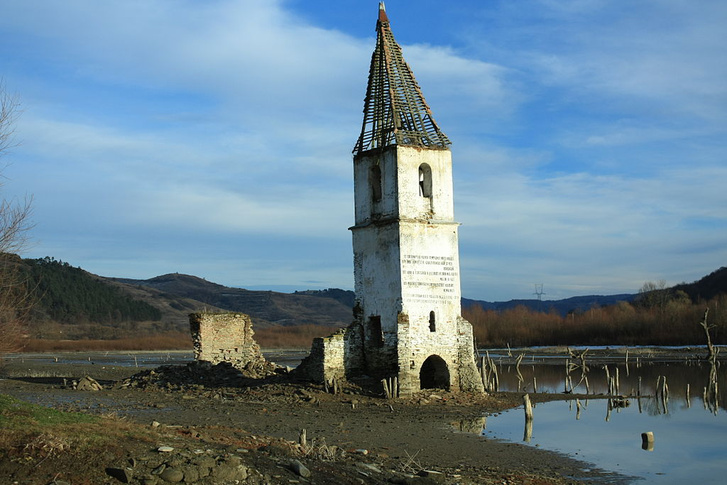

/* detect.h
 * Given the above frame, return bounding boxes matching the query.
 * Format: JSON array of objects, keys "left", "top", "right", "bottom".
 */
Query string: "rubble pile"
[{"left": 119, "top": 360, "right": 283, "bottom": 392}]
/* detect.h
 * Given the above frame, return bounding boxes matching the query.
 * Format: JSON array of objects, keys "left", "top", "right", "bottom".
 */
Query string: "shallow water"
[
  {"left": 484, "top": 353, "right": 726, "bottom": 484},
  {"left": 484, "top": 397, "right": 727, "bottom": 483}
]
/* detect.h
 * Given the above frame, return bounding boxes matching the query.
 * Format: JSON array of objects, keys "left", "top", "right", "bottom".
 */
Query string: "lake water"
[{"left": 483, "top": 349, "right": 727, "bottom": 484}]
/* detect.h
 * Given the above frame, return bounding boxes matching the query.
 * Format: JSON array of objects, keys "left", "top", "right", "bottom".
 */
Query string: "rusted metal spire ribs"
[{"left": 353, "top": 3, "right": 451, "bottom": 155}]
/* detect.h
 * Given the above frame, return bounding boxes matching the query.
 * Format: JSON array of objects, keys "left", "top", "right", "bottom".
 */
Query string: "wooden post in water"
[
  {"left": 523, "top": 394, "right": 534, "bottom": 442},
  {"left": 523, "top": 394, "right": 533, "bottom": 421},
  {"left": 655, "top": 376, "right": 661, "bottom": 399},
  {"left": 641, "top": 431, "right": 654, "bottom": 451},
  {"left": 615, "top": 367, "right": 620, "bottom": 395},
  {"left": 480, "top": 355, "right": 486, "bottom": 389},
  {"left": 605, "top": 365, "right": 611, "bottom": 393}
]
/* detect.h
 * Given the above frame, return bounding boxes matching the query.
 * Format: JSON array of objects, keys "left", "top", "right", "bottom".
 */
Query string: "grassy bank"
[{"left": 0, "top": 393, "right": 157, "bottom": 482}]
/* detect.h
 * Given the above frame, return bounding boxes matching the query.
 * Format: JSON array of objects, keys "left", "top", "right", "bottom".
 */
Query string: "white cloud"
[{"left": 527, "top": 1, "right": 727, "bottom": 120}]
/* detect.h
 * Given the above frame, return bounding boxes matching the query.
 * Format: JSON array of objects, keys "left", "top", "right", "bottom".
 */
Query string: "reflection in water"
[
  {"left": 454, "top": 416, "right": 486, "bottom": 434},
  {"left": 484, "top": 396, "right": 727, "bottom": 484},
  {"left": 491, "top": 355, "right": 725, "bottom": 414},
  {"left": 641, "top": 431, "right": 654, "bottom": 451},
  {"left": 481, "top": 351, "right": 727, "bottom": 484}
]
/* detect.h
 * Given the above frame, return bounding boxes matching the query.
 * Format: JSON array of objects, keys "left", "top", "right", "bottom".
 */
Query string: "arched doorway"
[{"left": 419, "top": 355, "right": 450, "bottom": 390}]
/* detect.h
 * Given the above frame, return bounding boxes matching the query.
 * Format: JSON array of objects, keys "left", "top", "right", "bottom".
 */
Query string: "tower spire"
[{"left": 354, "top": 3, "right": 451, "bottom": 155}]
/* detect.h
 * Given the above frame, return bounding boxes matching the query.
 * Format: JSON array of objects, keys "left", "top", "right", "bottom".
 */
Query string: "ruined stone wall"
[
  {"left": 455, "top": 317, "right": 486, "bottom": 392},
  {"left": 189, "top": 312, "right": 266, "bottom": 370},
  {"left": 295, "top": 329, "right": 346, "bottom": 383}
]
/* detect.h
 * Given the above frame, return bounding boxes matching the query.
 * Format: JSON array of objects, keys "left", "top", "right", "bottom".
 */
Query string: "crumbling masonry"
[{"left": 189, "top": 312, "right": 268, "bottom": 370}]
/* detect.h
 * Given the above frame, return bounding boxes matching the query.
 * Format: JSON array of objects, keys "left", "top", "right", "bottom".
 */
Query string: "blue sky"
[{"left": 1, "top": 0, "right": 725, "bottom": 301}]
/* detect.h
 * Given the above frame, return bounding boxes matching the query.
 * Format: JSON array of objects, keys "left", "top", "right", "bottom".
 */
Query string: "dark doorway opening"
[
  {"left": 368, "top": 315, "right": 383, "bottom": 347},
  {"left": 419, "top": 355, "right": 450, "bottom": 390}
]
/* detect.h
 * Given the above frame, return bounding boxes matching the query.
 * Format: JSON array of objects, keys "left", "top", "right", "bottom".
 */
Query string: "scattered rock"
[
  {"left": 105, "top": 466, "right": 133, "bottom": 483},
  {"left": 159, "top": 467, "right": 184, "bottom": 483},
  {"left": 289, "top": 459, "right": 311, "bottom": 478},
  {"left": 157, "top": 446, "right": 174, "bottom": 453},
  {"left": 179, "top": 465, "right": 199, "bottom": 483},
  {"left": 417, "top": 469, "right": 446, "bottom": 483},
  {"left": 356, "top": 462, "right": 382, "bottom": 474},
  {"left": 119, "top": 361, "right": 281, "bottom": 392},
  {"left": 77, "top": 376, "right": 103, "bottom": 391}
]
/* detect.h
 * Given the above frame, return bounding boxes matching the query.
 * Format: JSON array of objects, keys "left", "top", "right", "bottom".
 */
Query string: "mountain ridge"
[{"left": 24, "top": 257, "right": 727, "bottom": 332}]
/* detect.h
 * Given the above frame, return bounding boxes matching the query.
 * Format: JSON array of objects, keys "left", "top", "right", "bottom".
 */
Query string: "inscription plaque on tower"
[{"left": 401, "top": 254, "right": 458, "bottom": 302}]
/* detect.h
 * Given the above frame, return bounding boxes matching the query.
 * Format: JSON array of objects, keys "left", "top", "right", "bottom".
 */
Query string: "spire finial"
[
  {"left": 354, "top": 0, "right": 451, "bottom": 154},
  {"left": 378, "top": 2, "right": 388, "bottom": 23}
]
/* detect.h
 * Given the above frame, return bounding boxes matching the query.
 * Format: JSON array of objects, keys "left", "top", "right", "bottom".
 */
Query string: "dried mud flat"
[{"left": 0, "top": 356, "right": 627, "bottom": 485}]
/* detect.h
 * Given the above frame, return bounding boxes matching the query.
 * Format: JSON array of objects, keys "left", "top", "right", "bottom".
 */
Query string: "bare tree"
[
  {"left": 637, "top": 279, "right": 669, "bottom": 312},
  {"left": 0, "top": 82, "right": 34, "bottom": 355},
  {"left": 0, "top": 82, "right": 20, "bottom": 158}
]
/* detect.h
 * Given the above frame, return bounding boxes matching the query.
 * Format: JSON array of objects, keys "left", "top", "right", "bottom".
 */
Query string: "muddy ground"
[{"left": 0, "top": 355, "right": 630, "bottom": 485}]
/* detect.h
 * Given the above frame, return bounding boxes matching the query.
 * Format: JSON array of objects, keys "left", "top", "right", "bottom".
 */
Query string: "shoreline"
[{"left": 0, "top": 353, "right": 629, "bottom": 484}]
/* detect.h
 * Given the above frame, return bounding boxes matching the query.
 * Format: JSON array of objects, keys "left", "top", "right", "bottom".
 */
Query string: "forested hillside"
[
  {"left": 112, "top": 274, "right": 353, "bottom": 328},
  {"left": 15, "top": 255, "right": 727, "bottom": 350},
  {"left": 26, "top": 257, "right": 162, "bottom": 324}
]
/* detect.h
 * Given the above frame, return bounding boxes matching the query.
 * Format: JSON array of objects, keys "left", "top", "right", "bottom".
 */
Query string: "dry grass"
[
  {"left": 465, "top": 293, "right": 727, "bottom": 347},
  {"left": 21, "top": 332, "right": 191, "bottom": 352},
  {"left": 0, "top": 393, "right": 156, "bottom": 465},
  {"left": 17, "top": 324, "right": 338, "bottom": 353}
]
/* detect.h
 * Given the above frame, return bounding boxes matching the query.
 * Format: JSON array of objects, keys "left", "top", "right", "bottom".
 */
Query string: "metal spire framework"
[{"left": 353, "top": 2, "right": 451, "bottom": 155}]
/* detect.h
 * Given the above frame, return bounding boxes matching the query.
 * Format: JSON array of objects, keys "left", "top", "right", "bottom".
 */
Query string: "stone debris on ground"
[
  {"left": 103, "top": 447, "right": 252, "bottom": 484},
  {"left": 75, "top": 375, "right": 104, "bottom": 391},
  {"left": 117, "top": 360, "right": 282, "bottom": 392},
  {"left": 94, "top": 429, "right": 463, "bottom": 485}
]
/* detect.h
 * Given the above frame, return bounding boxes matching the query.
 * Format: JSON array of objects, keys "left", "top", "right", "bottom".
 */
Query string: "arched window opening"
[
  {"left": 420, "top": 355, "right": 450, "bottom": 390},
  {"left": 429, "top": 311, "right": 436, "bottom": 332},
  {"left": 418, "top": 164, "right": 432, "bottom": 198},
  {"left": 370, "top": 165, "right": 382, "bottom": 202}
]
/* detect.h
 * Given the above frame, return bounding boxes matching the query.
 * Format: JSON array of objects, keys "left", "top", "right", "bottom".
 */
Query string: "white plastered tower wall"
[
  {"left": 351, "top": 145, "right": 483, "bottom": 395},
  {"left": 295, "top": 3, "right": 483, "bottom": 395}
]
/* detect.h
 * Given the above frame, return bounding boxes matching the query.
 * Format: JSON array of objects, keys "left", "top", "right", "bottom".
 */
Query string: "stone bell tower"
[
  {"left": 348, "top": 3, "right": 483, "bottom": 395},
  {"left": 295, "top": 3, "right": 482, "bottom": 395}
]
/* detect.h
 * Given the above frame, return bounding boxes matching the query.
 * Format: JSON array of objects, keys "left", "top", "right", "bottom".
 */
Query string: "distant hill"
[
  {"left": 110, "top": 274, "right": 353, "bottom": 329},
  {"left": 292, "top": 289, "right": 638, "bottom": 317},
  {"left": 673, "top": 267, "right": 727, "bottom": 302},
  {"left": 22, "top": 256, "right": 727, "bottom": 336},
  {"left": 25, "top": 257, "right": 163, "bottom": 324},
  {"left": 462, "top": 294, "right": 638, "bottom": 316}
]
